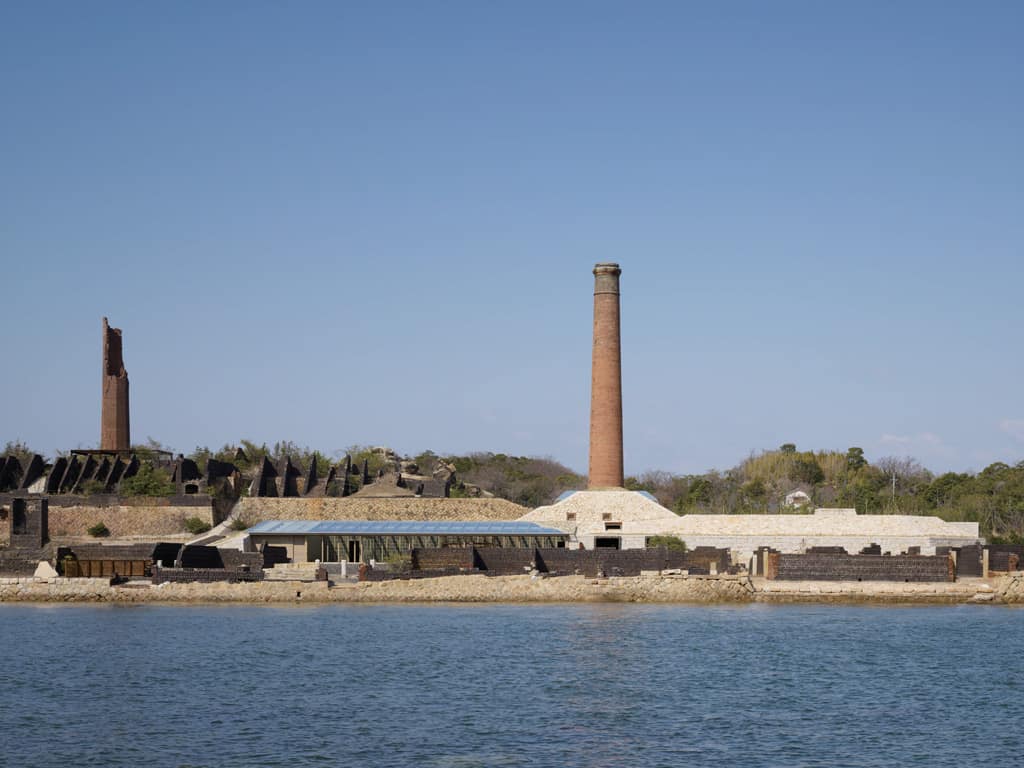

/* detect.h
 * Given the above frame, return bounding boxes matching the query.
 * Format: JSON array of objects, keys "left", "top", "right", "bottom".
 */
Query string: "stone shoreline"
[{"left": 2, "top": 573, "right": 1023, "bottom": 605}]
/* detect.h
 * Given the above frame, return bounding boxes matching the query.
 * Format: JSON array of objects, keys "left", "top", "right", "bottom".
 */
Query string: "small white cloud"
[{"left": 999, "top": 419, "right": 1024, "bottom": 442}]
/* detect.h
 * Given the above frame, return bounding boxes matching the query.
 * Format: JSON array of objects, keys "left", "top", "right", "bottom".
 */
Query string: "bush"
[
  {"left": 79, "top": 480, "right": 108, "bottom": 496},
  {"left": 228, "top": 518, "right": 250, "bottom": 531},
  {"left": 990, "top": 533, "right": 1024, "bottom": 546},
  {"left": 184, "top": 516, "right": 212, "bottom": 535},
  {"left": 645, "top": 535, "right": 687, "bottom": 552},
  {"left": 87, "top": 522, "right": 110, "bottom": 538},
  {"left": 120, "top": 463, "right": 175, "bottom": 497}
]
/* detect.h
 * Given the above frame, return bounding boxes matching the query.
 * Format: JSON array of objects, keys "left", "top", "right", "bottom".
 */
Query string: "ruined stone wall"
[
  {"left": 100, "top": 318, "right": 130, "bottom": 452},
  {"left": 412, "top": 548, "right": 475, "bottom": 571},
  {"left": 402, "top": 546, "right": 728, "bottom": 578},
  {"left": 954, "top": 545, "right": 983, "bottom": 576},
  {"left": 0, "top": 552, "right": 45, "bottom": 576},
  {"left": 47, "top": 503, "right": 214, "bottom": 538},
  {"left": 43, "top": 495, "right": 212, "bottom": 509},
  {"left": 473, "top": 547, "right": 539, "bottom": 575},
  {"left": 535, "top": 548, "right": 702, "bottom": 577},
  {"left": 989, "top": 545, "right": 1024, "bottom": 572},
  {"left": 768, "top": 553, "right": 953, "bottom": 582},
  {"left": 233, "top": 496, "right": 529, "bottom": 523},
  {"left": 152, "top": 566, "right": 263, "bottom": 584}
]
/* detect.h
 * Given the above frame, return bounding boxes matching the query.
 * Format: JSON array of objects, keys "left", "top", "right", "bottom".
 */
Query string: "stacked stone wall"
[
  {"left": 474, "top": 547, "right": 537, "bottom": 575},
  {"left": 43, "top": 495, "right": 212, "bottom": 508},
  {"left": 47, "top": 503, "right": 214, "bottom": 538},
  {"left": 0, "top": 552, "right": 45, "bottom": 576},
  {"left": 361, "top": 567, "right": 483, "bottom": 582},
  {"left": 234, "top": 497, "right": 529, "bottom": 523},
  {"left": 955, "top": 545, "right": 983, "bottom": 576},
  {"left": 152, "top": 566, "right": 263, "bottom": 584},
  {"left": 769, "top": 553, "right": 953, "bottom": 582},
  {"left": 219, "top": 550, "right": 263, "bottom": 571},
  {"left": 401, "top": 546, "right": 730, "bottom": 578},
  {"left": 536, "top": 548, "right": 695, "bottom": 577},
  {"left": 411, "top": 548, "right": 474, "bottom": 571},
  {"left": 988, "top": 545, "right": 1024, "bottom": 572}
]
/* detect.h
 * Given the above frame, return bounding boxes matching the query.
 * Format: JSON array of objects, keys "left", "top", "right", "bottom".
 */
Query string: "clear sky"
[{"left": 2, "top": 1, "right": 1021, "bottom": 476}]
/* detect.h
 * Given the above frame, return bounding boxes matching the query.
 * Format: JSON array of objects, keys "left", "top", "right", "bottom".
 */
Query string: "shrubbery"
[
  {"left": 120, "top": 464, "right": 175, "bottom": 497},
  {"left": 645, "top": 535, "right": 687, "bottom": 552},
  {"left": 79, "top": 479, "right": 108, "bottom": 496},
  {"left": 184, "top": 516, "right": 211, "bottom": 535},
  {"left": 87, "top": 522, "right": 110, "bottom": 537}
]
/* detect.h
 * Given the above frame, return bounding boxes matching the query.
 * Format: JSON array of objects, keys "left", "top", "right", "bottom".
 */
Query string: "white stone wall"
[{"left": 521, "top": 492, "right": 981, "bottom": 557}]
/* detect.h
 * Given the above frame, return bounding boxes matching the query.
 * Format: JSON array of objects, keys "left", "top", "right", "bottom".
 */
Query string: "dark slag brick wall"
[
  {"left": 220, "top": 550, "right": 264, "bottom": 571},
  {"left": 955, "top": 545, "right": 983, "bottom": 577},
  {"left": 473, "top": 548, "right": 536, "bottom": 575},
  {"left": 989, "top": 546, "right": 1023, "bottom": 572},
  {"left": 411, "top": 548, "right": 474, "bottom": 571},
  {"left": 401, "top": 547, "right": 732, "bottom": 579},
  {"left": 151, "top": 566, "right": 263, "bottom": 584},
  {"left": 770, "top": 553, "right": 953, "bottom": 582}
]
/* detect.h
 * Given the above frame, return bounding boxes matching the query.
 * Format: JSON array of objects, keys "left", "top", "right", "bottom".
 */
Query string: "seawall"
[{"left": 2, "top": 573, "right": 1022, "bottom": 605}]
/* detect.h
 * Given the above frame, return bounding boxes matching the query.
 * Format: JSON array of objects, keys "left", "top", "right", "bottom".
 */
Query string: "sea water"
[{"left": 0, "top": 603, "right": 1021, "bottom": 767}]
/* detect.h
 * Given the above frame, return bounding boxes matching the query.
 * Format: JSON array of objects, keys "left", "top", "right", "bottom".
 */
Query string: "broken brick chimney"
[
  {"left": 100, "top": 317, "right": 130, "bottom": 452},
  {"left": 588, "top": 263, "right": 624, "bottom": 489}
]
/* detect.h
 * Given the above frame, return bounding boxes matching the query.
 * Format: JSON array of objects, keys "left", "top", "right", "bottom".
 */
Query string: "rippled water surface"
[{"left": 1, "top": 603, "right": 1022, "bottom": 767}]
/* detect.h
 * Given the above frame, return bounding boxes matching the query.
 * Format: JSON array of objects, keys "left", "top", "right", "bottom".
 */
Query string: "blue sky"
[{"left": 2, "top": 1, "right": 1022, "bottom": 475}]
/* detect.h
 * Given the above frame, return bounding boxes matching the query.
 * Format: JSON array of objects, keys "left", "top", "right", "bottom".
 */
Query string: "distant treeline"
[
  {"left": 620, "top": 444, "right": 1024, "bottom": 542},
  {"left": 5, "top": 438, "right": 1023, "bottom": 540}
]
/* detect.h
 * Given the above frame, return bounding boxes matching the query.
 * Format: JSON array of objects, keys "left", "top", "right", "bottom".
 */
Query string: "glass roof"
[{"left": 247, "top": 520, "right": 567, "bottom": 536}]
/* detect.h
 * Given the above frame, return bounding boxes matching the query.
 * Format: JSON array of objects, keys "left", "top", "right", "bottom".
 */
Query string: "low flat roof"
[{"left": 247, "top": 520, "right": 568, "bottom": 537}]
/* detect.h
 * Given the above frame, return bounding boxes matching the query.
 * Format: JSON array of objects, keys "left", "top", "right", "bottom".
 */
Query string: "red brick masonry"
[
  {"left": 588, "top": 263, "right": 624, "bottom": 488},
  {"left": 100, "top": 317, "right": 130, "bottom": 452}
]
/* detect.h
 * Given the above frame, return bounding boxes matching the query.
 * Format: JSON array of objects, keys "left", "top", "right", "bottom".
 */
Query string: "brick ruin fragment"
[{"left": 100, "top": 317, "right": 130, "bottom": 452}]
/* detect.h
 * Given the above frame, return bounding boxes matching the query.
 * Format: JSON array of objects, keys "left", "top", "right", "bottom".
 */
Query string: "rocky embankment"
[
  {"left": 0, "top": 574, "right": 750, "bottom": 604},
  {"left": 3, "top": 573, "right": 1023, "bottom": 605},
  {"left": 752, "top": 577, "right": 1016, "bottom": 604}
]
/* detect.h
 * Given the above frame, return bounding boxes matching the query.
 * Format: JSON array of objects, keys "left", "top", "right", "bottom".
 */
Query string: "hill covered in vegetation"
[
  {"left": 5, "top": 438, "right": 1023, "bottom": 540},
  {"left": 622, "top": 444, "right": 1024, "bottom": 542}
]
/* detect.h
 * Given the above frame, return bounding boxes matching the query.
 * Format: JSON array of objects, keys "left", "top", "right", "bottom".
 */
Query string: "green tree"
[
  {"left": 120, "top": 463, "right": 175, "bottom": 497},
  {"left": 2, "top": 439, "right": 37, "bottom": 465},
  {"left": 846, "top": 447, "right": 867, "bottom": 472},
  {"left": 131, "top": 437, "right": 174, "bottom": 462},
  {"left": 686, "top": 477, "right": 714, "bottom": 506},
  {"left": 646, "top": 535, "right": 688, "bottom": 552},
  {"left": 792, "top": 458, "right": 825, "bottom": 485},
  {"left": 184, "top": 516, "right": 212, "bottom": 535}
]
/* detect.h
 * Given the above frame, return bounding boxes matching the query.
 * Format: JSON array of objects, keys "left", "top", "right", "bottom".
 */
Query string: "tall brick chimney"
[
  {"left": 588, "top": 263, "right": 624, "bottom": 489},
  {"left": 100, "top": 317, "right": 130, "bottom": 452}
]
